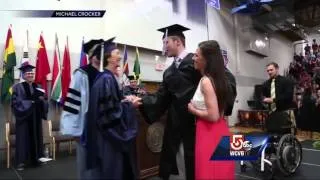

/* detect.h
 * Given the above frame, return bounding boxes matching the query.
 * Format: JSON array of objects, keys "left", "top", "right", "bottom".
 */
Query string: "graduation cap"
[
  {"left": 18, "top": 61, "right": 35, "bottom": 73},
  {"left": 83, "top": 37, "right": 117, "bottom": 59},
  {"left": 157, "top": 24, "right": 190, "bottom": 40},
  {"left": 128, "top": 75, "right": 139, "bottom": 80}
]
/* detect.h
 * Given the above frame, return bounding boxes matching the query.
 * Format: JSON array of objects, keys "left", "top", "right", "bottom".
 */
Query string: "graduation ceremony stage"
[{"left": 1, "top": 127, "right": 320, "bottom": 180}]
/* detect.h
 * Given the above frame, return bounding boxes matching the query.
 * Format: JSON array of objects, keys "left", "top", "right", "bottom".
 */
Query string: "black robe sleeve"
[
  {"left": 140, "top": 81, "right": 171, "bottom": 124},
  {"left": 11, "top": 83, "right": 34, "bottom": 123},
  {"left": 224, "top": 68, "right": 237, "bottom": 116}
]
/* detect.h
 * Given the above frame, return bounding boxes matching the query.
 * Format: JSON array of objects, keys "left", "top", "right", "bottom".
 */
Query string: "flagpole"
[
  {"left": 67, "top": 36, "right": 69, "bottom": 49},
  {"left": 56, "top": 33, "right": 61, "bottom": 63},
  {"left": 204, "top": 0, "right": 209, "bottom": 40},
  {"left": 99, "top": 42, "right": 104, "bottom": 72},
  {"left": 123, "top": 44, "right": 126, "bottom": 68},
  {"left": 65, "top": 35, "right": 68, "bottom": 73}
]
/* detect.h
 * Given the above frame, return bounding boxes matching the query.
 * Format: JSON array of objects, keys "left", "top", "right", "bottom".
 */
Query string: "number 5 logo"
[{"left": 230, "top": 135, "right": 244, "bottom": 151}]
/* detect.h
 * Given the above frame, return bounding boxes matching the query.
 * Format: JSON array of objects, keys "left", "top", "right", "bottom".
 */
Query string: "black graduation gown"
[
  {"left": 85, "top": 69, "right": 139, "bottom": 179},
  {"left": 225, "top": 67, "right": 237, "bottom": 116},
  {"left": 11, "top": 82, "right": 48, "bottom": 166},
  {"left": 140, "top": 53, "right": 202, "bottom": 180},
  {"left": 299, "top": 92, "right": 316, "bottom": 131}
]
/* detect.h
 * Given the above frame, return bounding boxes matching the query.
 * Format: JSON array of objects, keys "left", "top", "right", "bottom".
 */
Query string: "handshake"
[{"left": 123, "top": 95, "right": 142, "bottom": 108}]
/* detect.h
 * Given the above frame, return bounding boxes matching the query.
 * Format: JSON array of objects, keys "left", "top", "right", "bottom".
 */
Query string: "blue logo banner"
[
  {"left": 11, "top": 10, "right": 106, "bottom": 18},
  {"left": 207, "top": 0, "right": 221, "bottom": 10},
  {"left": 211, "top": 135, "right": 269, "bottom": 161}
]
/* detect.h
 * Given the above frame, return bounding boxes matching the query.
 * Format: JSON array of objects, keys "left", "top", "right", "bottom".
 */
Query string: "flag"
[
  {"left": 51, "top": 34, "right": 62, "bottom": 102},
  {"left": 35, "top": 33, "right": 50, "bottom": 95},
  {"left": 123, "top": 45, "right": 129, "bottom": 76},
  {"left": 61, "top": 36, "right": 71, "bottom": 103},
  {"left": 1, "top": 26, "right": 16, "bottom": 103},
  {"left": 133, "top": 47, "right": 141, "bottom": 82},
  {"left": 20, "top": 30, "right": 30, "bottom": 82},
  {"left": 80, "top": 37, "right": 87, "bottom": 67}
]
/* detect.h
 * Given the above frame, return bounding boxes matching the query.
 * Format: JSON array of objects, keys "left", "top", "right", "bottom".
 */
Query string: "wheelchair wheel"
[{"left": 276, "top": 134, "right": 302, "bottom": 176}]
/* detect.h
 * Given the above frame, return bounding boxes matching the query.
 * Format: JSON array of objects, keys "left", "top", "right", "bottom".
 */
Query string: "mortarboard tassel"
[{"left": 162, "top": 28, "right": 168, "bottom": 56}]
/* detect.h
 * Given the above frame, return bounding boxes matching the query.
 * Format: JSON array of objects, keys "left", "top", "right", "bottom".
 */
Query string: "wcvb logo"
[{"left": 229, "top": 135, "right": 252, "bottom": 156}]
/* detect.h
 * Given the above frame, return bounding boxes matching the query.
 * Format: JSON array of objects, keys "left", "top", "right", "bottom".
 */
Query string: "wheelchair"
[{"left": 240, "top": 110, "right": 302, "bottom": 179}]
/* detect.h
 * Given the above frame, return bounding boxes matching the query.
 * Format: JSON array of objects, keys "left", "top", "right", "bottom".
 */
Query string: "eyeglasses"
[{"left": 25, "top": 72, "right": 35, "bottom": 75}]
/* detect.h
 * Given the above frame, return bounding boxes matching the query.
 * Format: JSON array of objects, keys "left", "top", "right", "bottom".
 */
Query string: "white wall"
[
  {"left": 0, "top": 0, "right": 294, "bottom": 127},
  {"left": 102, "top": 0, "right": 207, "bottom": 53},
  {"left": 0, "top": 0, "right": 208, "bottom": 81},
  {"left": 207, "top": 1, "right": 294, "bottom": 126}
]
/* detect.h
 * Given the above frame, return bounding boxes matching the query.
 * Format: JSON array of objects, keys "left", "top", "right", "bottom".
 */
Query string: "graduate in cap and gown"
[
  {"left": 139, "top": 24, "right": 202, "bottom": 180},
  {"left": 85, "top": 37, "right": 141, "bottom": 179},
  {"left": 60, "top": 39, "right": 102, "bottom": 179},
  {"left": 11, "top": 61, "right": 48, "bottom": 171}
]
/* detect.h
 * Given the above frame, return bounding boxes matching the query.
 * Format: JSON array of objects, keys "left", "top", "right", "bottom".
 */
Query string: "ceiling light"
[{"left": 292, "top": 23, "right": 296, "bottom": 27}]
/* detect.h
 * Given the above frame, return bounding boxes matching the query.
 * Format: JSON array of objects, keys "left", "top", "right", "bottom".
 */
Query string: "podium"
[
  {"left": 136, "top": 81, "right": 165, "bottom": 179},
  {"left": 136, "top": 111, "right": 166, "bottom": 179}
]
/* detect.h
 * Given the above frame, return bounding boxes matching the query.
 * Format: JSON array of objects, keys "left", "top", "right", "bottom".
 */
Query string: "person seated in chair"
[{"left": 262, "top": 62, "right": 295, "bottom": 134}]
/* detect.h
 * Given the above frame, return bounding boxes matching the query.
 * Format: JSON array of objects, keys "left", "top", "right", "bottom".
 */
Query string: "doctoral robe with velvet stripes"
[{"left": 60, "top": 64, "right": 99, "bottom": 139}]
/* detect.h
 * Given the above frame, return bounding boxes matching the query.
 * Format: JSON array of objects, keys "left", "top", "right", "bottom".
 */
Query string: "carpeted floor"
[
  {"left": 0, "top": 151, "right": 77, "bottom": 180},
  {"left": 1, "top": 142, "right": 320, "bottom": 180}
]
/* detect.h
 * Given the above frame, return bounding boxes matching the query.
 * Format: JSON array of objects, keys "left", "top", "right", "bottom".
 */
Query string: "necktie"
[
  {"left": 270, "top": 78, "right": 276, "bottom": 112},
  {"left": 174, "top": 57, "right": 181, "bottom": 68}
]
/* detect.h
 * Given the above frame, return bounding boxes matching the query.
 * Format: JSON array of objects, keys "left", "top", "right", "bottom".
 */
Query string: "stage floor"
[{"left": 1, "top": 127, "right": 320, "bottom": 179}]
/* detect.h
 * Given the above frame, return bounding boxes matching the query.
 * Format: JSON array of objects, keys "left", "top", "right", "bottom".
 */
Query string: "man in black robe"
[
  {"left": 139, "top": 24, "right": 202, "bottom": 180},
  {"left": 85, "top": 37, "right": 141, "bottom": 179},
  {"left": 11, "top": 62, "right": 48, "bottom": 171}
]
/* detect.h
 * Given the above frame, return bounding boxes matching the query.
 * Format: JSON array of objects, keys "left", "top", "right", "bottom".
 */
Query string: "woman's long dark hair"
[{"left": 199, "top": 40, "right": 227, "bottom": 115}]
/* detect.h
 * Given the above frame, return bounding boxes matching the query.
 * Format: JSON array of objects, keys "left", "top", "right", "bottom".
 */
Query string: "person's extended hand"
[
  {"left": 263, "top": 97, "right": 273, "bottom": 104},
  {"left": 124, "top": 95, "right": 135, "bottom": 102},
  {"left": 131, "top": 96, "right": 142, "bottom": 108}
]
